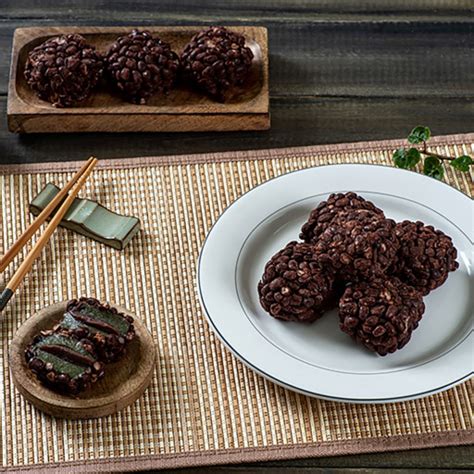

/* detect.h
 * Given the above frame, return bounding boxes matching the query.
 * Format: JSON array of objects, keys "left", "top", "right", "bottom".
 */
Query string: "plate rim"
[{"left": 197, "top": 163, "right": 474, "bottom": 403}]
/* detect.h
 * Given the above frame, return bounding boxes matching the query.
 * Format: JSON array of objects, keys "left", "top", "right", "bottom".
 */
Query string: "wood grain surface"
[
  {"left": 0, "top": 1, "right": 473, "bottom": 162},
  {"left": 0, "top": 0, "right": 472, "bottom": 471}
]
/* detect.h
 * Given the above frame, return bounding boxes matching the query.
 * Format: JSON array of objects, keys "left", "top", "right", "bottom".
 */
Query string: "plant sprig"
[{"left": 393, "top": 126, "right": 473, "bottom": 179}]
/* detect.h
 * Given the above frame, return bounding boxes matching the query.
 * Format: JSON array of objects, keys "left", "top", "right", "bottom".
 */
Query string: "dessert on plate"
[
  {"left": 25, "top": 297, "right": 136, "bottom": 395},
  {"left": 258, "top": 192, "right": 458, "bottom": 355}
]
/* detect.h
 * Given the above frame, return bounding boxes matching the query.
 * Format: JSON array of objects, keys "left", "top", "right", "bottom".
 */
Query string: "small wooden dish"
[
  {"left": 9, "top": 301, "right": 156, "bottom": 419},
  {"left": 8, "top": 26, "right": 269, "bottom": 133}
]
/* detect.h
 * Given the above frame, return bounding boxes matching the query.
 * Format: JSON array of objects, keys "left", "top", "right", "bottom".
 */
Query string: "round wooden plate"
[{"left": 9, "top": 301, "right": 156, "bottom": 419}]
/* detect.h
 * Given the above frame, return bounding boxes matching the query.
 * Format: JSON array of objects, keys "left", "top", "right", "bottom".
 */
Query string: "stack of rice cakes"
[
  {"left": 258, "top": 192, "right": 458, "bottom": 356},
  {"left": 25, "top": 298, "right": 135, "bottom": 395}
]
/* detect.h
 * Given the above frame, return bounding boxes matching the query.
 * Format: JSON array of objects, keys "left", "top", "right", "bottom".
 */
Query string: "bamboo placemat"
[{"left": 0, "top": 134, "right": 473, "bottom": 473}]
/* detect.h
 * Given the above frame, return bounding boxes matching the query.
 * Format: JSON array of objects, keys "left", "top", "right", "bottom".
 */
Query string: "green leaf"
[
  {"left": 393, "top": 148, "right": 408, "bottom": 169},
  {"left": 393, "top": 147, "right": 420, "bottom": 169},
  {"left": 408, "top": 126, "right": 431, "bottom": 144},
  {"left": 423, "top": 156, "right": 444, "bottom": 180},
  {"left": 450, "top": 155, "right": 473, "bottom": 172},
  {"left": 406, "top": 148, "right": 421, "bottom": 167}
]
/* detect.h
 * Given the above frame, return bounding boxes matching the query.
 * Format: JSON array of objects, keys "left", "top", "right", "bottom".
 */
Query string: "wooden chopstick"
[
  {"left": 0, "top": 158, "right": 98, "bottom": 313},
  {"left": 0, "top": 156, "right": 95, "bottom": 273}
]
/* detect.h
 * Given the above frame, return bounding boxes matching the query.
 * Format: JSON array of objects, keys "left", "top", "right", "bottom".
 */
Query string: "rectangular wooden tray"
[{"left": 8, "top": 26, "right": 269, "bottom": 133}]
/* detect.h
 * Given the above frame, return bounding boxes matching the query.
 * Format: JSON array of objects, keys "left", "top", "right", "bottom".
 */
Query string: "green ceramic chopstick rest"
[{"left": 29, "top": 183, "right": 141, "bottom": 250}]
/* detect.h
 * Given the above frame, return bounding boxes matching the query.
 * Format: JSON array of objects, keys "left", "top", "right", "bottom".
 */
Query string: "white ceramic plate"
[{"left": 198, "top": 164, "right": 473, "bottom": 403}]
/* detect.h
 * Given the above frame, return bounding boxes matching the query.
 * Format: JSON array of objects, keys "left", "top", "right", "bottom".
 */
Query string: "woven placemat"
[{"left": 1, "top": 134, "right": 473, "bottom": 473}]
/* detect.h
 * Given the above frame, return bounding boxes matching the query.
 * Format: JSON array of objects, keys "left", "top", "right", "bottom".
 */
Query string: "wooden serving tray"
[
  {"left": 9, "top": 301, "right": 156, "bottom": 419},
  {"left": 8, "top": 26, "right": 269, "bottom": 133}
]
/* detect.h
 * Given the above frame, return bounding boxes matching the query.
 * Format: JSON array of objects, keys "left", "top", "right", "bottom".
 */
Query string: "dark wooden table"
[{"left": 1, "top": 1, "right": 472, "bottom": 472}]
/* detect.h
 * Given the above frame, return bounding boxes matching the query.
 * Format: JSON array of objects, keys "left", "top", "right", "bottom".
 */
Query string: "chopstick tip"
[{"left": 0, "top": 287, "right": 13, "bottom": 312}]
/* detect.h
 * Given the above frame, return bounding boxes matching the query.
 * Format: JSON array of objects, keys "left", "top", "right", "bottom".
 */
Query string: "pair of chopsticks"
[{"left": 0, "top": 157, "right": 98, "bottom": 313}]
